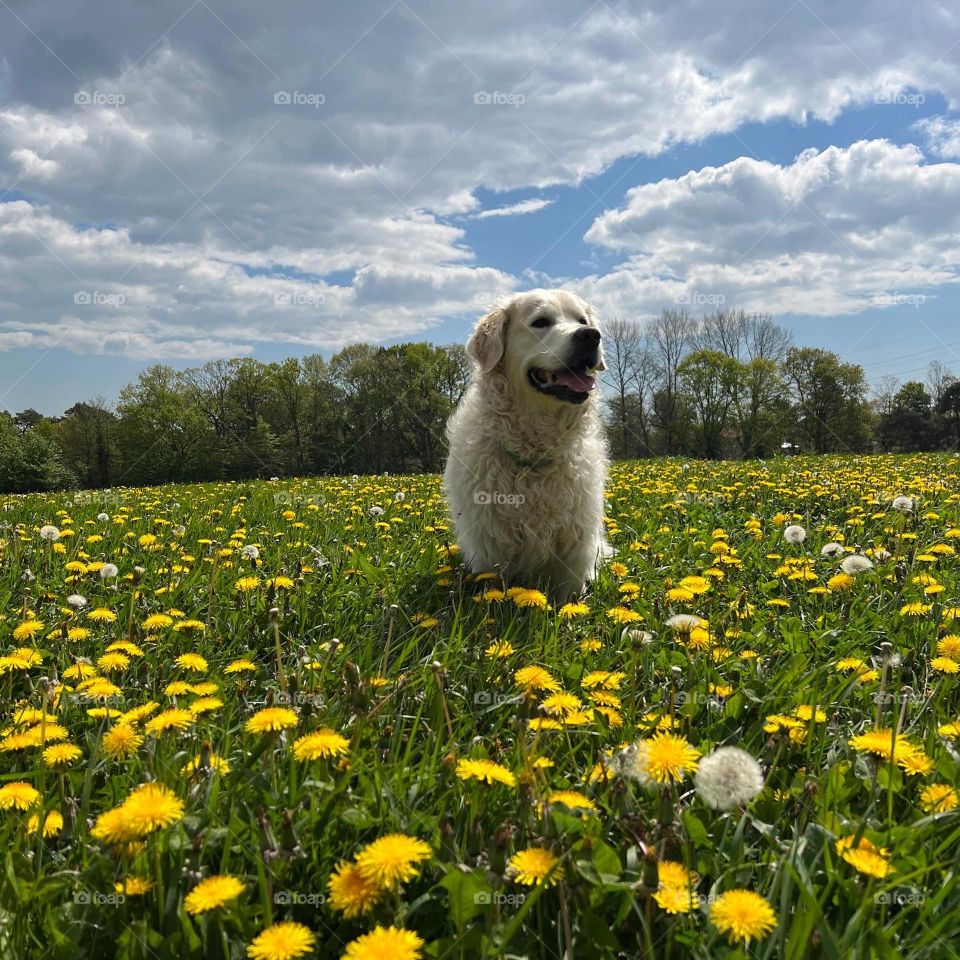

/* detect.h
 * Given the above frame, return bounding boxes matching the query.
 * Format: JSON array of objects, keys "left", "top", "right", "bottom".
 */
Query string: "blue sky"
[{"left": 2, "top": 0, "right": 960, "bottom": 414}]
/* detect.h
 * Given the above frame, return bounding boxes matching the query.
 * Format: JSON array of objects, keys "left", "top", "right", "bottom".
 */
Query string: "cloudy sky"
[{"left": 2, "top": 0, "right": 960, "bottom": 413}]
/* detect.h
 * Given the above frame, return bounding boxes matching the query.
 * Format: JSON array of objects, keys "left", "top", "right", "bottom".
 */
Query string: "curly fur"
[{"left": 444, "top": 289, "right": 609, "bottom": 599}]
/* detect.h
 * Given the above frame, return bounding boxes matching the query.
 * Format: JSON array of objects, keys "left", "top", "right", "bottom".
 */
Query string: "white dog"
[{"left": 444, "top": 289, "right": 610, "bottom": 599}]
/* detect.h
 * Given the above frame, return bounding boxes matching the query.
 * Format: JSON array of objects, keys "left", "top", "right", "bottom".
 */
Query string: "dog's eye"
[
  {"left": 531, "top": 316, "right": 553, "bottom": 328},
  {"left": 578, "top": 316, "right": 588, "bottom": 324}
]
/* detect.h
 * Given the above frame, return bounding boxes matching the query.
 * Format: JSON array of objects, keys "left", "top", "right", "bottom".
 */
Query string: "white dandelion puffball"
[
  {"left": 892, "top": 495, "right": 913, "bottom": 513},
  {"left": 67, "top": 594, "right": 87, "bottom": 609},
  {"left": 368, "top": 505, "right": 384, "bottom": 517},
  {"left": 694, "top": 746, "right": 764, "bottom": 811},
  {"left": 820, "top": 542, "right": 844, "bottom": 557},
  {"left": 840, "top": 554, "right": 873, "bottom": 575},
  {"left": 99, "top": 563, "right": 119, "bottom": 579},
  {"left": 241, "top": 545, "right": 260, "bottom": 560},
  {"left": 872, "top": 548, "right": 891, "bottom": 561},
  {"left": 784, "top": 524, "right": 807, "bottom": 544},
  {"left": 666, "top": 614, "right": 703, "bottom": 632},
  {"left": 97, "top": 512, "right": 110, "bottom": 522},
  {"left": 39, "top": 525, "right": 61, "bottom": 542},
  {"left": 395, "top": 491, "right": 406, "bottom": 502}
]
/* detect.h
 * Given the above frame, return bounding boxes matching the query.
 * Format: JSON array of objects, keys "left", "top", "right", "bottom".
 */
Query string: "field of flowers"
[{"left": 1, "top": 454, "right": 959, "bottom": 959}]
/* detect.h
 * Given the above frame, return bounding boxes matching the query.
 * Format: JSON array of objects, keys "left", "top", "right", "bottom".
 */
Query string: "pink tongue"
[{"left": 554, "top": 370, "right": 596, "bottom": 393}]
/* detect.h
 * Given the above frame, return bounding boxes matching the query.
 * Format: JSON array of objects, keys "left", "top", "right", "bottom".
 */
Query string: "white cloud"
[
  {"left": 0, "top": 200, "right": 514, "bottom": 358},
  {"left": 581, "top": 140, "right": 960, "bottom": 319},
  {"left": 9, "top": 147, "right": 60, "bottom": 180},
  {"left": 914, "top": 115, "right": 960, "bottom": 159},
  {"left": 472, "top": 198, "right": 554, "bottom": 219},
  {"left": 2, "top": 1, "right": 960, "bottom": 362}
]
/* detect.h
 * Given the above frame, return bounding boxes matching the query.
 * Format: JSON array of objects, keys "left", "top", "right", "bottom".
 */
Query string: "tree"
[
  {"left": 115, "top": 366, "right": 212, "bottom": 485},
  {"left": 938, "top": 380, "right": 960, "bottom": 449},
  {"left": 601, "top": 317, "right": 643, "bottom": 458},
  {"left": 677, "top": 349, "right": 742, "bottom": 458},
  {"left": 927, "top": 360, "right": 955, "bottom": 408},
  {"left": 877, "top": 381, "right": 937, "bottom": 452},
  {"left": 0, "top": 415, "right": 75, "bottom": 492},
  {"left": 56, "top": 399, "right": 117, "bottom": 487},
  {"left": 647, "top": 308, "right": 695, "bottom": 454},
  {"left": 783, "top": 347, "right": 871, "bottom": 453},
  {"left": 13, "top": 409, "right": 44, "bottom": 433}
]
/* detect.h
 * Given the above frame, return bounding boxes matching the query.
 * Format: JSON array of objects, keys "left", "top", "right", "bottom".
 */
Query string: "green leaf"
[
  {"left": 439, "top": 869, "right": 489, "bottom": 928},
  {"left": 682, "top": 811, "right": 711, "bottom": 849}
]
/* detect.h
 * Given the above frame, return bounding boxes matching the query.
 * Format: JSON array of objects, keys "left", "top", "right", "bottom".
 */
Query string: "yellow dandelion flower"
[
  {"left": 327, "top": 861, "right": 380, "bottom": 919},
  {"left": 710, "top": 889, "right": 777, "bottom": 945},
  {"left": 514, "top": 666, "right": 560, "bottom": 692},
  {"left": 0, "top": 782, "right": 39, "bottom": 810},
  {"left": 184, "top": 875, "right": 245, "bottom": 915},
  {"left": 455, "top": 758, "right": 516, "bottom": 787},
  {"left": 355, "top": 834, "right": 431, "bottom": 891},
  {"left": 245, "top": 707, "right": 298, "bottom": 734},
  {"left": 103, "top": 724, "right": 144, "bottom": 759},
  {"left": 919, "top": 783, "right": 958, "bottom": 813},
  {"left": 27, "top": 809, "right": 63, "bottom": 837},
  {"left": 341, "top": 927, "right": 424, "bottom": 960},
  {"left": 835, "top": 835, "right": 893, "bottom": 878},
  {"left": 293, "top": 729, "right": 350, "bottom": 761},
  {"left": 246, "top": 921, "right": 316, "bottom": 960},
  {"left": 507, "top": 847, "right": 563, "bottom": 886}
]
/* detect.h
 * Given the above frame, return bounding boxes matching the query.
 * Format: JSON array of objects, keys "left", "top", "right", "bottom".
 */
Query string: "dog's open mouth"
[{"left": 527, "top": 366, "right": 597, "bottom": 404}]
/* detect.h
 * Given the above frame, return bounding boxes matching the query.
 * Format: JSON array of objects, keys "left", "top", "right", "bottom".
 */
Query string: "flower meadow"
[{"left": 1, "top": 454, "right": 959, "bottom": 960}]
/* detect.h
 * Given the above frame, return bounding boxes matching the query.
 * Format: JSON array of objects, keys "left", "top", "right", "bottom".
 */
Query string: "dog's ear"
[{"left": 467, "top": 304, "right": 509, "bottom": 373}]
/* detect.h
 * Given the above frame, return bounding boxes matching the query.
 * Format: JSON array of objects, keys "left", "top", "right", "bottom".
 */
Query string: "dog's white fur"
[{"left": 444, "top": 289, "right": 610, "bottom": 598}]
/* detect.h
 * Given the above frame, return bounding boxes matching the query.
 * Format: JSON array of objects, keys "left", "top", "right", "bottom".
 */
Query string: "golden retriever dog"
[{"left": 443, "top": 289, "right": 610, "bottom": 599}]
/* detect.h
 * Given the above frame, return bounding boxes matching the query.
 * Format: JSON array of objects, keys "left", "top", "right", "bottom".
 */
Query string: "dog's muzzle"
[{"left": 527, "top": 328, "right": 602, "bottom": 404}]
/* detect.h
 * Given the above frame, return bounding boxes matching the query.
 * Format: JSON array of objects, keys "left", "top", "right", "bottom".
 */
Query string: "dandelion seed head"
[
  {"left": 694, "top": 746, "right": 764, "bottom": 810},
  {"left": 784, "top": 525, "right": 806, "bottom": 544}
]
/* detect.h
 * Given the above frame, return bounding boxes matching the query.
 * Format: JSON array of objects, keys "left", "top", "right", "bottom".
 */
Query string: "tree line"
[
  {"left": 1, "top": 309, "right": 959, "bottom": 493},
  {"left": 602, "top": 308, "right": 960, "bottom": 461}
]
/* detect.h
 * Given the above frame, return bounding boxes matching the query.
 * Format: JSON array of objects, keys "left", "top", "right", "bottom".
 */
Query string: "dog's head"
[{"left": 467, "top": 289, "right": 605, "bottom": 406}]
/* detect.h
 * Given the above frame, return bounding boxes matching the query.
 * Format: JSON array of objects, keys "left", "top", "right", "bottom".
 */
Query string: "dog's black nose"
[{"left": 573, "top": 327, "right": 600, "bottom": 344}]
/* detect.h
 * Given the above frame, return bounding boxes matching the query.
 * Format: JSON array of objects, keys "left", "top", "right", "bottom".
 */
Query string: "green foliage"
[
  {"left": 0, "top": 415, "right": 75, "bottom": 492},
  {"left": 0, "top": 454, "right": 957, "bottom": 958}
]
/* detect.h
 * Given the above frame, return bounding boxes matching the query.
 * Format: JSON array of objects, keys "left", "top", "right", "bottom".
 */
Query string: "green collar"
[{"left": 500, "top": 444, "right": 555, "bottom": 469}]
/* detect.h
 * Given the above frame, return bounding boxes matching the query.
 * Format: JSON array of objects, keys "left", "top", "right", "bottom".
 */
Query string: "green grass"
[{"left": 0, "top": 454, "right": 958, "bottom": 959}]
